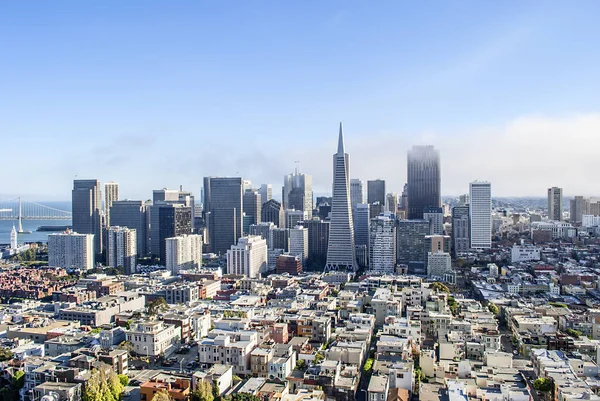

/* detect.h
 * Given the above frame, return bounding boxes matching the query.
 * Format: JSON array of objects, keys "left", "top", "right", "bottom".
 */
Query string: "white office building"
[
  {"left": 227, "top": 235, "right": 268, "bottom": 278},
  {"left": 289, "top": 225, "right": 308, "bottom": 263},
  {"left": 48, "top": 230, "right": 94, "bottom": 270},
  {"left": 469, "top": 181, "right": 492, "bottom": 249},
  {"left": 107, "top": 226, "right": 137, "bottom": 274},
  {"left": 427, "top": 251, "right": 451, "bottom": 277},
  {"left": 165, "top": 234, "right": 203, "bottom": 275},
  {"left": 369, "top": 214, "right": 396, "bottom": 273}
]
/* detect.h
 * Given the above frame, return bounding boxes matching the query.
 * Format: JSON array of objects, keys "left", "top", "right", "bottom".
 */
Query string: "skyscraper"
[
  {"left": 423, "top": 206, "right": 444, "bottom": 235},
  {"left": 570, "top": 196, "right": 589, "bottom": 225},
  {"left": 48, "top": 230, "right": 95, "bottom": 270},
  {"left": 203, "top": 177, "right": 243, "bottom": 254},
  {"left": 289, "top": 225, "right": 308, "bottom": 264},
  {"left": 396, "top": 220, "right": 429, "bottom": 272},
  {"left": 282, "top": 170, "right": 313, "bottom": 218},
  {"left": 243, "top": 190, "right": 261, "bottom": 233},
  {"left": 158, "top": 204, "right": 192, "bottom": 264},
  {"left": 261, "top": 199, "right": 284, "bottom": 228},
  {"left": 451, "top": 205, "right": 470, "bottom": 257},
  {"left": 110, "top": 200, "right": 148, "bottom": 257},
  {"left": 386, "top": 193, "right": 399, "bottom": 214},
  {"left": 259, "top": 184, "right": 273, "bottom": 206},
  {"left": 325, "top": 123, "right": 356, "bottom": 271},
  {"left": 107, "top": 226, "right": 137, "bottom": 274},
  {"left": 226, "top": 235, "right": 268, "bottom": 278},
  {"left": 72, "top": 179, "right": 103, "bottom": 255},
  {"left": 354, "top": 203, "right": 370, "bottom": 248},
  {"left": 104, "top": 182, "right": 119, "bottom": 227},
  {"left": 469, "top": 181, "right": 492, "bottom": 249},
  {"left": 367, "top": 180, "right": 386, "bottom": 205},
  {"left": 350, "top": 179, "right": 364, "bottom": 211},
  {"left": 547, "top": 187, "right": 563, "bottom": 221},
  {"left": 369, "top": 213, "right": 396, "bottom": 274},
  {"left": 165, "top": 234, "right": 203, "bottom": 275},
  {"left": 407, "top": 145, "right": 441, "bottom": 220}
]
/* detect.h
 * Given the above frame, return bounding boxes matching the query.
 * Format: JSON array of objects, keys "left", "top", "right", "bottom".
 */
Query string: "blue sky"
[{"left": 2, "top": 1, "right": 600, "bottom": 200}]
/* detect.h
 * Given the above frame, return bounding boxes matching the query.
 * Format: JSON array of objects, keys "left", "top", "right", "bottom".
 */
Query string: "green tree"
[
  {"left": 118, "top": 374, "right": 129, "bottom": 387},
  {"left": 533, "top": 377, "right": 553, "bottom": 392},
  {"left": 566, "top": 328, "right": 582, "bottom": 338},
  {"left": 231, "top": 393, "right": 261, "bottom": 401},
  {"left": 447, "top": 296, "right": 458, "bottom": 315},
  {"left": 232, "top": 375, "right": 242, "bottom": 384},
  {"left": 314, "top": 353, "right": 325, "bottom": 364},
  {"left": 431, "top": 282, "right": 450, "bottom": 293},
  {"left": 363, "top": 358, "right": 374, "bottom": 374},
  {"left": 13, "top": 371, "right": 25, "bottom": 389},
  {"left": 488, "top": 302, "right": 499, "bottom": 315},
  {"left": 83, "top": 369, "right": 124, "bottom": 401},
  {"left": 147, "top": 297, "right": 168, "bottom": 317},
  {"left": 152, "top": 389, "right": 172, "bottom": 401},
  {"left": 191, "top": 380, "right": 214, "bottom": 401},
  {"left": 0, "top": 348, "right": 14, "bottom": 362},
  {"left": 295, "top": 359, "right": 307, "bottom": 370}
]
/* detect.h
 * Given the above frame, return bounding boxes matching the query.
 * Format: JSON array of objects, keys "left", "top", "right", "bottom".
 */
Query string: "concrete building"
[
  {"left": 423, "top": 206, "right": 444, "bottom": 235},
  {"left": 126, "top": 320, "right": 181, "bottom": 358},
  {"left": 259, "top": 184, "right": 273, "bottom": 206},
  {"left": 72, "top": 179, "right": 102, "bottom": 255},
  {"left": 369, "top": 213, "right": 396, "bottom": 274},
  {"left": 289, "top": 225, "right": 308, "bottom": 263},
  {"left": 427, "top": 251, "right": 452, "bottom": 277},
  {"left": 227, "top": 235, "right": 268, "bottom": 278},
  {"left": 283, "top": 170, "right": 313, "bottom": 218},
  {"left": 470, "top": 181, "right": 492, "bottom": 249},
  {"left": 261, "top": 199, "right": 284, "bottom": 228},
  {"left": 48, "top": 231, "right": 94, "bottom": 270},
  {"left": 285, "top": 209, "right": 309, "bottom": 230},
  {"left": 104, "top": 181, "right": 119, "bottom": 227},
  {"left": 396, "top": 220, "right": 429, "bottom": 269},
  {"left": 249, "top": 222, "right": 276, "bottom": 248},
  {"left": 158, "top": 204, "right": 193, "bottom": 265},
  {"left": 406, "top": 146, "right": 441, "bottom": 220},
  {"left": 386, "top": 193, "right": 399, "bottom": 214},
  {"left": 198, "top": 331, "right": 258, "bottom": 375},
  {"left": 350, "top": 179, "right": 364, "bottom": 212},
  {"left": 354, "top": 203, "right": 370, "bottom": 249},
  {"left": 452, "top": 206, "right": 470, "bottom": 256},
  {"left": 243, "top": 190, "right": 261, "bottom": 234},
  {"left": 510, "top": 244, "right": 541, "bottom": 263},
  {"left": 110, "top": 200, "right": 148, "bottom": 256},
  {"left": 106, "top": 226, "right": 137, "bottom": 274},
  {"left": 548, "top": 187, "right": 563, "bottom": 221},
  {"left": 165, "top": 234, "right": 203, "bottom": 275},
  {"left": 367, "top": 179, "right": 386, "bottom": 205},
  {"left": 302, "top": 218, "right": 329, "bottom": 259},
  {"left": 204, "top": 177, "right": 244, "bottom": 255},
  {"left": 570, "top": 196, "right": 590, "bottom": 225},
  {"left": 271, "top": 228, "right": 289, "bottom": 251},
  {"left": 325, "top": 123, "right": 356, "bottom": 271}
]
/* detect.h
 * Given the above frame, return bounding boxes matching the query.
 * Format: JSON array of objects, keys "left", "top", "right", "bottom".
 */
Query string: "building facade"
[
  {"left": 369, "top": 214, "right": 396, "bottom": 274},
  {"left": 158, "top": 204, "right": 193, "bottom": 265},
  {"left": 72, "top": 179, "right": 102, "bottom": 255},
  {"left": 367, "top": 180, "right": 386, "bottom": 205},
  {"left": 110, "top": 200, "right": 148, "bottom": 256},
  {"left": 204, "top": 177, "right": 244, "bottom": 255},
  {"left": 107, "top": 226, "right": 137, "bottom": 274},
  {"left": 350, "top": 179, "right": 364, "bottom": 212},
  {"left": 548, "top": 187, "right": 563, "bottom": 221},
  {"left": 165, "top": 234, "right": 203, "bottom": 275},
  {"left": 469, "top": 181, "right": 492, "bottom": 249},
  {"left": 226, "top": 235, "right": 268, "bottom": 278},
  {"left": 283, "top": 170, "right": 313, "bottom": 218},
  {"left": 48, "top": 231, "right": 94, "bottom": 270},
  {"left": 104, "top": 181, "right": 119, "bottom": 227},
  {"left": 406, "top": 146, "right": 441, "bottom": 220},
  {"left": 289, "top": 225, "right": 308, "bottom": 263},
  {"left": 261, "top": 199, "right": 284, "bottom": 228},
  {"left": 451, "top": 206, "right": 470, "bottom": 256}
]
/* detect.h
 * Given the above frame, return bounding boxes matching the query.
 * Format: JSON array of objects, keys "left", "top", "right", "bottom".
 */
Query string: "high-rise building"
[
  {"left": 399, "top": 184, "right": 408, "bottom": 211},
  {"left": 10, "top": 225, "right": 17, "bottom": 249},
  {"left": 158, "top": 204, "right": 192, "bottom": 264},
  {"left": 243, "top": 190, "right": 261, "bottom": 234},
  {"left": 386, "top": 193, "right": 399, "bottom": 214},
  {"left": 285, "top": 209, "right": 308, "bottom": 230},
  {"left": 104, "top": 182, "right": 119, "bottom": 227},
  {"left": 289, "top": 225, "right": 308, "bottom": 263},
  {"left": 261, "top": 199, "right": 284, "bottom": 228},
  {"left": 165, "top": 234, "right": 203, "bottom": 275},
  {"left": 271, "top": 228, "right": 289, "bottom": 251},
  {"left": 325, "top": 123, "right": 356, "bottom": 271},
  {"left": 369, "top": 213, "right": 396, "bottom": 273},
  {"left": 110, "top": 200, "right": 148, "bottom": 256},
  {"left": 203, "top": 177, "right": 243, "bottom": 254},
  {"left": 259, "top": 184, "right": 273, "bottom": 206},
  {"left": 451, "top": 206, "right": 470, "bottom": 257},
  {"left": 424, "top": 235, "right": 451, "bottom": 260},
  {"left": 153, "top": 188, "right": 180, "bottom": 203},
  {"left": 458, "top": 194, "right": 469, "bottom": 206},
  {"left": 107, "top": 226, "right": 137, "bottom": 274},
  {"left": 48, "top": 230, "right": 94, "bottom": 270},
  {"left": 396, "top": 220, "right": 429, "bottom": 267},
  {"left": 354, "top": 204, "right": 370, "bottom": 248},
  {"left": 407, "top": 145, "right": 441, "bottom": 220},
  {"left": 350, "top": 179, "right": 364, "bottom": 212},
  {"left": 469, "top": 181, "right": 492, "bottom": 249},
  {"left": 283, "top": 170, "right": 313, "bottom": 218},
  {"left": 302, "top": 218, "right": 329, "bottom": 259},
  {"left": 423, "top": 206, "right": 444, "bottom": 235},
  {"left": 547, "top": 187, "right": 563, "bottom": 221},
  {"left": 276, "top": 254, "right": 302, "bottom": 275},
  {"left": 369, "top": 202, "right": 385, "bottom": 219},
  {"left": 570, "top": 196, "right": 590, "bottom": 225},
  {"left": 72, "top": 179, "right": 103, "bottom": 255},
  {"left": 367, "top": 180, "right": 386, "bottom": 205},
  {"left": 249, "top": 222, "right": 276, "bottom": 249},
  {"left": 226, "top": 235, "right": 268, "bottom": 278}
]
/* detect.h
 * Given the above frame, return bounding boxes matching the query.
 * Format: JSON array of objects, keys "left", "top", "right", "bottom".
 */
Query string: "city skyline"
[{"left": 3, "top": 2, "right": 600, "bottom": 199}]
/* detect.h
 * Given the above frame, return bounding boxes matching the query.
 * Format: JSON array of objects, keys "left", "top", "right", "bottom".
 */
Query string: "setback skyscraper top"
[
  {"left": 407, "top": 145, "right": 441, "bottom": 220},
  {"left": 325, "top": 123, "right": 356, "bottom": 271}
]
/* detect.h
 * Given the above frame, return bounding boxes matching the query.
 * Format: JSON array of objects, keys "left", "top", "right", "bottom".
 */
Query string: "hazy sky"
[{"left": 2, "top": 1, "right": 600, "bottom": 201}]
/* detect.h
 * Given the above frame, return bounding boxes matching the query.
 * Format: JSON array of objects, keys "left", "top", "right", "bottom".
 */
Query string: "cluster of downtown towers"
[{"left": 70, "top": 123, "right": 491, "bottom": 273}]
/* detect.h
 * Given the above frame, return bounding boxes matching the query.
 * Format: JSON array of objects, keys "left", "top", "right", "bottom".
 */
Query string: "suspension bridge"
[{"left": 0, "top": 198, "right": 72, "bottom": 221}]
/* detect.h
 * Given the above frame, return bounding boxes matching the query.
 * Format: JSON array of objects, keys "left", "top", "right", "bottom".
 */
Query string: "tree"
[
  {"left": 447, "top": 297, "right": 458, "bottom": 315},
  {"left": 0, "top": 348, "right": 14, "bottom": 362},
  {"left": 363, "top": 358, "right": 374, "bottom": 374},
  {"left": 13, "top": 371, "right": 24, "bottom": 389},
  {"left": 83, "top": 368, "right": 124, "bottom": 401},
  {"left": 488, "top": 303, "right": 499, "bottom": 315},
  {"left": 118, "top": 374, "right": 129, "bottom": 387},
  {"left": 566, "top": 328, "right": 582, "bottom": 339},
  {"left": 295, "top": 359, "right": 307, "bottom": 370},
  {"left": 533, "top": 377, "right": 553, "bottom": 392},
  {"left": 191, "top": 380, "right": 214, "bottom": 401},
  {"left": 314, "top": 353, "right": 325, "bottom": 364},
  {"left": 152, "top": 389, "right": 172, "bottom": 401},
  {"left": 232, "top": 375, "right": 242, "bottom": 384},
  {"left": 431, "top": 282, "right": 450, "bottom": 293},
  {"left": 147, "top": 297, "right": 168, "bottom": 317},
  {"left": 231, "top": 393, "right": 261, "bottom": 401}
]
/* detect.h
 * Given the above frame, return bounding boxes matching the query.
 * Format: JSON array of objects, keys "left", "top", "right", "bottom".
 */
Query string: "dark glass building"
[
  {"left": 203, "top": 177, "right": 243, "bottom": 255},
  {"left": 72, "top": 179, "right": 103, "bottom": 255},
  {"left": 261, "top": 199, "right": 284, "bottom": 228},
  {"left": 452, "top": 205, "right": 470, "bottom": 257},
  {"left": 367, "top": 179, "right": 386, "bottom": 205},
  {"left": 407, "top": 145, "right": 441, "bottom": 220},
  {"left": 158, "top": 204, "right": 192, "bottom": 264},
  {"left": 110, "top": 200, "right": 148, "bottom": 256}
]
